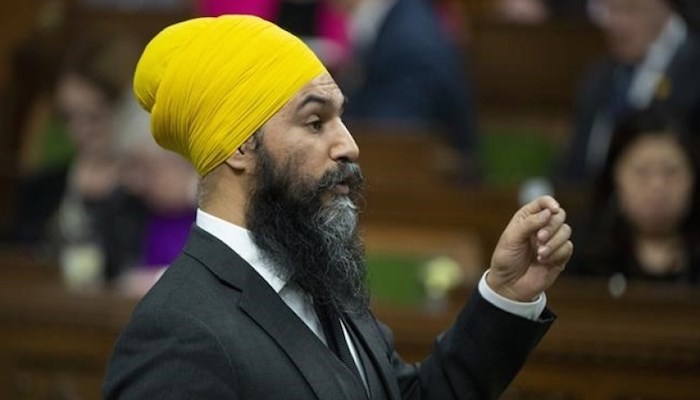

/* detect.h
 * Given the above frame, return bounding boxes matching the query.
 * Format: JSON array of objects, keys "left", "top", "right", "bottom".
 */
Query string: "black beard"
[{"left": 245, "top": 146, "right": 368, "bottom": 315}]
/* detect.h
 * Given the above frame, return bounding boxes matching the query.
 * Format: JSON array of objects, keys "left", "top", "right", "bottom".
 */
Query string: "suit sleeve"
[
  {"left": 386, "top": 289, "right": 555, "bottom": 400},
  {"left": 103, "top": 307, "right": 239, "bottom": 400}
]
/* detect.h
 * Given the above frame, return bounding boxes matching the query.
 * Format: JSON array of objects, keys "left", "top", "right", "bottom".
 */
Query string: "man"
[
  {"left": 559, "top": 0, "right": 700, "bottom": 183},
  {"left": 104, "top": 15, "right": 573, "bottom": 399}
]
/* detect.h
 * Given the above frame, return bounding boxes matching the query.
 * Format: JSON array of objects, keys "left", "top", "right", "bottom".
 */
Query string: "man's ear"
[{"left": 224, "top": 147, "right": 253, "bottom": 172}]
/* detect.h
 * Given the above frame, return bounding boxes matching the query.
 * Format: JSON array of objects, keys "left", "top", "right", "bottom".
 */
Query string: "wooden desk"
[
  {"left": 1, "top": 257, "right": 698, "bottom": 400},
  {"left": 374, "top": 279, "right": 700, "bottom": 400},
  {"left": 0, "top": 256, "right": 137, "bottom": 400}
]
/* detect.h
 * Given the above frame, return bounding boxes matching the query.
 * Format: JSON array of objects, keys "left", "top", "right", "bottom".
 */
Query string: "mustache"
[{"left": 316, "top": 162, "right": 364, "bottom": 193}]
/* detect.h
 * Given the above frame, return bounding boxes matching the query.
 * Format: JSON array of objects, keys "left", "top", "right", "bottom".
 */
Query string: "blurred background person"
[
  {"left": 558, "top": 0, "right": 700, "bottom": 184},
  {"left": 569, "top": 108, "right": 699, "bottom": 284},
  {"left": 4, "top": 29, "right": 188, "bottom": 289},
  {"left": 7, "top": 2, "right": 74, "bottom": 244},
  {"left": 46, "top": 32, "right": 142, "bottom": 287},
  {"left": 10, "top": 32, "right": 141, "bottom": 247},
  {"left": 331, "top": 0, "right": 479, "bottom": 179},
  {"left": 112, "top": 98, "right": 197, "bottom": 297},
  {"left": 195, "top": 0, "right": 351, "bottom": 71},
  {"left": 11, "top": 30, "right": 197, "bottom": 289},
  {"left": 196, "top": 0, "right": 477, "bottom": 179}
]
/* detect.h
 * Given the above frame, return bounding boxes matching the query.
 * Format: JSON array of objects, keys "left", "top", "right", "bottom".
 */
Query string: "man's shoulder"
[
  {"left": 679, "top": 32, "right": 700, "bottom": 58},
  {"left": 132, "top": 253, "right": 242, "bottom": 326},
  {"left": 669, "top": 33, "right": 700, "bottom": 78}
]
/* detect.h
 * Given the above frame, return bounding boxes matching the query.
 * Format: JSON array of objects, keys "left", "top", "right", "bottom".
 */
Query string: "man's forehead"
[
  {"left": 270, "top": 74, "right": 344, "bottom": 122},
  {"left": 293, "top": 74, "right": 344, "bottom": 108}
]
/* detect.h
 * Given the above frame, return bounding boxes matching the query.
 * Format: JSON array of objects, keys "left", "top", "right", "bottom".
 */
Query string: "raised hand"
[{"left": 487, "top": 196, "right": 573, "bottom": 302}]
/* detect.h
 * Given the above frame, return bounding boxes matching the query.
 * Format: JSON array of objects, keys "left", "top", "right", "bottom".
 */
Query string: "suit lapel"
[
  {"left": 343, "top": 316, "right": 388, "bottom": 400},
  {"left": 239, "top": 273, "right": 365, "bottom": 399},
  {"left": 345, "top": 313, "right": 401, "bottom": 400},
  {"left": 183, "top": 227, "right": 366, "bottom": 400}
]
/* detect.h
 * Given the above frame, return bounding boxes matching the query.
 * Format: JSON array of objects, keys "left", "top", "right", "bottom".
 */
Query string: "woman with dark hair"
[
  {"left": 11, "top": 33, "right": 140, "bottom": 241},
  {"left": 47, "top": 33, "right": 145, "bottom": 287},
  {"left": 569, "top": 107, "right": 700, "bottom": 283}
]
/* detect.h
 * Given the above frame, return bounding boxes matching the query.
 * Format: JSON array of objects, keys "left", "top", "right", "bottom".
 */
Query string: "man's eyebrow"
[
  {"left": 297, "top": 95, "right": 330, "bottom": 111},
  {"left": 296, "top": 94, "right": 347, "bottom": 112}
]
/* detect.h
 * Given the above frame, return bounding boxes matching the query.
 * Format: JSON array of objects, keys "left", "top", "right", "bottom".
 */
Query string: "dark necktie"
[{"left": 314, "top": 302, "right": 366, "bottom": 393}]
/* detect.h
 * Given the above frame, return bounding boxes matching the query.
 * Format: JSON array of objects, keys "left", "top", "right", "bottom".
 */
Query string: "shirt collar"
[
  {"left": 195, "top": 208, "right": 287, "bottom": 293},
  {"left": 627, "top": 13, "right": 687, "bottom": 108},
  {"left": 646, "top": 12, "right": 687, "bottom": 71}
]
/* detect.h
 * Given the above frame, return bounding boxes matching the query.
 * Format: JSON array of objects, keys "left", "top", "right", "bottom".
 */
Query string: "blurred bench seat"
[{"left": 1, "top": 231, "right": 698, "bottom": 399}]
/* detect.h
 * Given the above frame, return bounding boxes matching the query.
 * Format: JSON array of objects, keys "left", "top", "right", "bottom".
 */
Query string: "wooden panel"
[
  {"left": 364, "top": 223, "right": 483, "bottom": 276},
  {"left": 352, "top": 128, "right": 463, "bottom": 188},
  {"left": 0, "top": 1, "right": 43, "bottom": 86},
  {"left": 0, "top": 256, "right": 136, "bottom": 400},
  {"left": 66, "top": 8, "right": 192, "bottom": 42},
  {"left": 374, "top": 279, "right": 700, "bottom": 400},
  {"left": 352, "top": 130, "right": 590, "bottom": 266},
  {"left": 471, "top": 20, "right": 606, "bottom": 112},
  {"left": 0, "top": 254, "right": 698, "bottom": 399}
]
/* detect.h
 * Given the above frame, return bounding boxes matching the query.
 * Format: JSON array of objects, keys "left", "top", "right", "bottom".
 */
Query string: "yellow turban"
[{"left": 133, "top": 15, "right": 327, "bottom": 176}]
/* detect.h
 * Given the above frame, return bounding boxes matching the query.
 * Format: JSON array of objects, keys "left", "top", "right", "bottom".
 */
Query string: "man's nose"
[{"left": 330, "top": 121, "right": 359, "bottom": 162}]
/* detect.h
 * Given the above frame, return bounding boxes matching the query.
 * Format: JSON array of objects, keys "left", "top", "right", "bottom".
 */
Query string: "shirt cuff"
[{"left": 477, "top": 270, "right": 547, "bottom": 321}]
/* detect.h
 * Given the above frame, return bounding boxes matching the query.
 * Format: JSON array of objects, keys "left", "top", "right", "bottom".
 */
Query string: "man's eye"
[{"left": 309, "top": 120, "right": 323, "bottom": 132}]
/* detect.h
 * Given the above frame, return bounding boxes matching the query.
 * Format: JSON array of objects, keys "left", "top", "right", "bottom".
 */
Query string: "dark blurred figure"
[
  {"left": 559, "top": 0, "right": 700, "bottom": 183},
  {"left": 53, "top": 33, "right": 146, "bottom": 286},
  {"left": 332, "top": 0, "right": 479, "bottom": 178},
  {"left": 674, "top": 0, "right": 700, "bottom": 30},
  {"left": 5, "top": 3, "right": 72, "bottom": 243},
  {"left": 11, "top": 32, "right": 140, "bottom": 244},
  {"left": 8, "top": 32, "right": 147, "bottom": 287},
  {"left": 569, "top": 108, "right": 699, "bottom": 284},
  {"left": 196, "top": 0, "right": 350, "bottom": 70}
]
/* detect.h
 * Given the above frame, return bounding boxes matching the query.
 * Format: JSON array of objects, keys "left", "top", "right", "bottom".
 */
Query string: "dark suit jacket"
[
  {"left": 104, "top": 227, "right": 554, "bottom": 399},
  {"left": 560, "top": 33, "right": 700, "bottom": 183},
  {"left": 342, "top": 0, "right": 477, "bottom": 158}
]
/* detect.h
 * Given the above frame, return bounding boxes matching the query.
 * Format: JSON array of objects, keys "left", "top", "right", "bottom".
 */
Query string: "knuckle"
[
  {"left": 552, "top": 210, "right": 566, "bottom": 224},
  {"left": 563, "top": 223, "right": 572, "bottom": 235}
]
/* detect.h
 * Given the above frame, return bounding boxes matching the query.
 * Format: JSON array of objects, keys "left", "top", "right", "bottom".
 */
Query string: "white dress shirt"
[
  {"left": 627, "top": 13, "right": 687, "bottom": 110},
  {"left": 196, "top": 209, "right": 547, "bottom": 387}
]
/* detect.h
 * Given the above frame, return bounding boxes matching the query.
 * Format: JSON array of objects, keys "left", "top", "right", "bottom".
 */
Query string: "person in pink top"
[{"left": 196, "top": 0, "right": 350, "bottom": 70}]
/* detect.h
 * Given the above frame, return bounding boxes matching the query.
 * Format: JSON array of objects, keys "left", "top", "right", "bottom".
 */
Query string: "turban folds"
[{"left": 133, "top": 15, "right": 327, "bottom": 176}]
